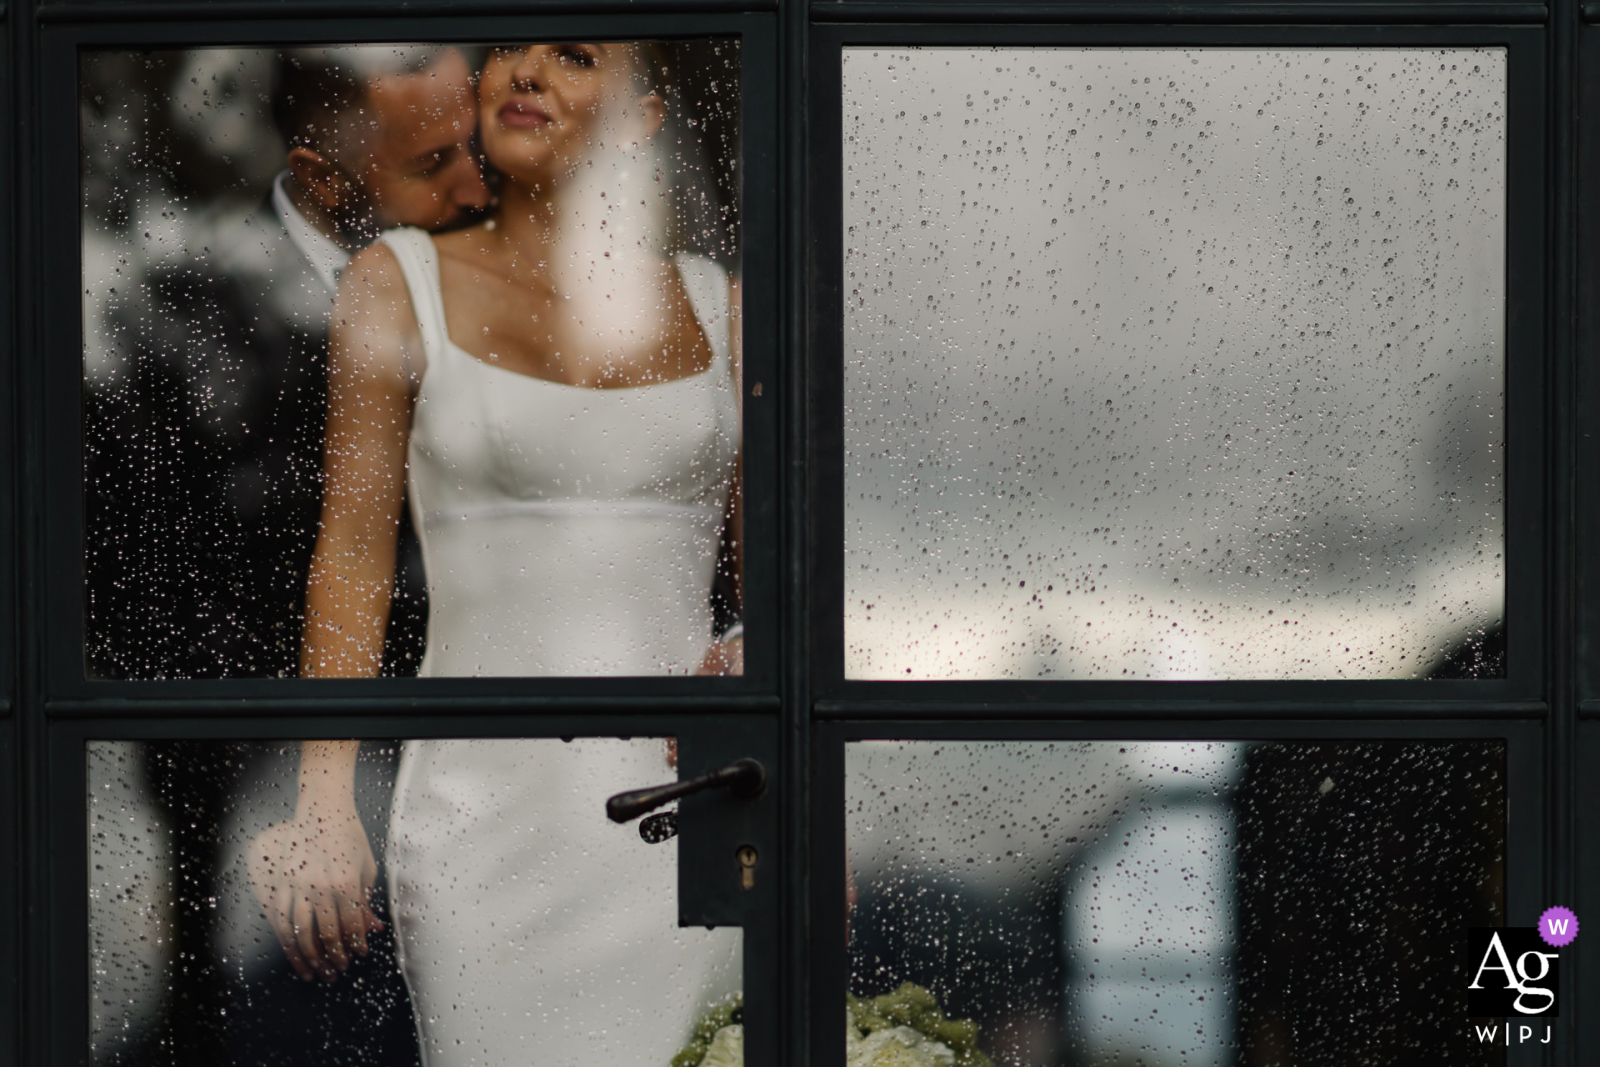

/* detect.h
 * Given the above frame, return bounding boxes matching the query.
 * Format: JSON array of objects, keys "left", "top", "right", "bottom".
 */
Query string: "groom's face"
[
  {"left": 298, "top": 48, "right": 490, "bottom": 239},
  {"left": 356, "top": 49, "right": 491, "bottom": 233}
]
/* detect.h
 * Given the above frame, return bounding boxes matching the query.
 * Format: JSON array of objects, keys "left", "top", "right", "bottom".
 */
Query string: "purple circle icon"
[{"left": 1539, "top": 906, "right": 1579, "bottom": 948}]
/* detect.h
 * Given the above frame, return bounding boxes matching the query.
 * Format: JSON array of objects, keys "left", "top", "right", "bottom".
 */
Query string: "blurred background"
[
  {"left": 89, "top": 740, "right": 420, "bottom": 1066},
  {"left": 847, "top": 740, "right": 1505, "bottom": 1067},
  {"left": 843, "top": 48, "right": 1507, "bottom": 680}
]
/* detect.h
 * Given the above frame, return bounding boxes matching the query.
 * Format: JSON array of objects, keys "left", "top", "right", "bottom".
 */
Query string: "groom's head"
[{"left": 272, "top": 45, "right": 491, "bottom": 241}]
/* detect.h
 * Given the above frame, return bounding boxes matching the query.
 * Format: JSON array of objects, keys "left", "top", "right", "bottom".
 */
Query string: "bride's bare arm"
[
  {"left": 251, "top": 244, "right": 423, "bottom": 981},
  {"left": 303, "top": 242, "right": 421, "bottom": 677},
  {"left": 248, "top": 740, "right": 376, "bottom": 982}
]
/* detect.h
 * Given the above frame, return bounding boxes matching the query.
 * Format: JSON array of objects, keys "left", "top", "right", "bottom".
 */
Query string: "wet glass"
[
  {"left": 88, "top": 738, "right": 744, "bottom": 1066},
  {"left": 846, "top": 739, "right": 1504, "bottom": 1067},
  {"left": 81, "top": 41, "right": 744, "bottom": 680},
  {"left": 843, "top": 48, "right": 1507, "bottom": 680}
]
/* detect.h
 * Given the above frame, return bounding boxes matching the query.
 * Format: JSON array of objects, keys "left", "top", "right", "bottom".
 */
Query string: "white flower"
[
  {"left": 846, "top": 1025, "right": 957, "bottom": 1067},
  {"left": 699, "top": 1025, "right": 744, "bottom": 1067}
]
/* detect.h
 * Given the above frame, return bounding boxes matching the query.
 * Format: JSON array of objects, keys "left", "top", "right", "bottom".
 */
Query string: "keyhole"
[{"left": 736, "top": 845, "right": 758, "bottom": 890}]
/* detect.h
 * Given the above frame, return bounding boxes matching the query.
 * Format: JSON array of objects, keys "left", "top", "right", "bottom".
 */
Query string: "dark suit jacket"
[{"left": 85, "top": 202, "right": 426, "bottom": 678}]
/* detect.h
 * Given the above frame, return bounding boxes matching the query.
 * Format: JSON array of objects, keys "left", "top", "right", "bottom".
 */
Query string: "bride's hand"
[
  {"left": 695, "top": 635, "right": 744, "bottom": 676},
  {"left": 248, "top": 804, "right": 383, "bottom": 983}
]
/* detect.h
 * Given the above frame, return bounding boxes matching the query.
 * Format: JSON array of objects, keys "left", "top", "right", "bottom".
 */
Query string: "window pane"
[
  {"left": 88, "top": 738, "right": 743, "bottom": 1065},
  {"left": 843, "top": 49, "right": 1506, "bottom": 679},
  {"left": 846, "top": 739, "right": 1504, "bottom": 1066},
  {"left": 82, "top": 42, "right": 745, "bottom": 680}
]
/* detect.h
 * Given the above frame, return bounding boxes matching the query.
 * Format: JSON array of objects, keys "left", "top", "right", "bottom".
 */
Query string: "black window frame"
[
  {"left": 10, "top": 7, "right": 800, "bottom": 1067},
  {"left": 811, "top": 717, "right": 1549, "bottom": 1067},
  {"left": 809, "top": 20, "right": 1548, "bottom": 709},
  {"left": 41, "top": 10, "right": 784, "bottom": 705},
  {"left": 804, "top": 10, "right": 1573, "bottom": 1065},
  {"left": 1, "top": 1, "right": 1591, "bottom": 1067}
]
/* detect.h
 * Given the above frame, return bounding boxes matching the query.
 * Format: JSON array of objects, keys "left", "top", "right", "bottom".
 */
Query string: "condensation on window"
[
  {"left": 81, "top": 42, "right": 744, "bottom": 682},
  {"left": 87, "top": 738, "right": 743, "bottom": 1066},
  {"left": 846, "top": 739, "right": 1504, "bottom": 1066},
  {"left": 843, "top": 49, "right": 1507, "bottom": 680}
]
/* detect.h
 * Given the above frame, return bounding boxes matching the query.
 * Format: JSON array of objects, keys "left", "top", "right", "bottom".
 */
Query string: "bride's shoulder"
[
  {"left": 334, "top": 240, "right": 411, "bottom": 309},
  {"left": 430, "top": 225, "right": 497, "bottom": 265},
  {"left": 344, "top": 235, "right": 409, "bottom": 278},
  {"left": 330, "top": 238, "right": 426, "bottom": 380}
]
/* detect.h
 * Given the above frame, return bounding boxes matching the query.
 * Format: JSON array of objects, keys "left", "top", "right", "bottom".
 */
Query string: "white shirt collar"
[{"left": 271, "top": 171, "right": 350, "bottom": 295}]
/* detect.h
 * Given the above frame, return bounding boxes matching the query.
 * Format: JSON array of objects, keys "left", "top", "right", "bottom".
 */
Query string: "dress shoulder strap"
[
  {"left": 673, "top": 252, "right": 732, "bottom": 367},
  {"left": 378, "top": 227, "right": 451, "bottom": 367}
]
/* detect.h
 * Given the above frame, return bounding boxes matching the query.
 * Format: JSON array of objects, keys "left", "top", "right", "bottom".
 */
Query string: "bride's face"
[{"left": 478, "top": 43, "right": 660, "bottom": 185}]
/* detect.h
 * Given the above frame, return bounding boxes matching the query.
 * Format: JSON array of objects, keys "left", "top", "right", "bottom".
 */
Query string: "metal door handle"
[{"left": 606, "top": 757, "right": 768, "bottom": 824}]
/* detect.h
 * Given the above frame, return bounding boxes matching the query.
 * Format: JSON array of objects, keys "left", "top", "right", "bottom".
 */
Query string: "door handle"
[{"left": 606, "top": 757, "right": 768, "bottom": 824}]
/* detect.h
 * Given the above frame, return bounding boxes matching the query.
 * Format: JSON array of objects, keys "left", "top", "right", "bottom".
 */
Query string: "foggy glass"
[
  {"left": 88, "top": 738, "right": 743, "bottom": 1066},
  {"left": 843, "top": 49, "right": 1506, "bottom": 680},
  {"left": 81, "top": 42, "right": 744, "bottom": 681},
  {"left": 846, "top": 739, "right": 1504, "bottom": 1067}
]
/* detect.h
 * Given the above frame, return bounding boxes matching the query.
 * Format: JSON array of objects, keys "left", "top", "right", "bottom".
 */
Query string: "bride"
[{"left": 249, "top": 41, "right": 744, "bottom": 1066}]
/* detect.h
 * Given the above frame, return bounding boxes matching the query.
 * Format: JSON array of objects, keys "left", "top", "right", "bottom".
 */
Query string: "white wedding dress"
[{"left": 377, "top": 228, "right": 743, "bottom": 1067}]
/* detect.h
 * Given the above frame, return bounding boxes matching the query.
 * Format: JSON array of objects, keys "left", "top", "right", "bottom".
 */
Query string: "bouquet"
[{"left": 674, "top": 984, "right": 994, "bottom": 1067}]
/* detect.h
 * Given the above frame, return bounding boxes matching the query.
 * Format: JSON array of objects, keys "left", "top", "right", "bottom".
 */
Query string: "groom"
[{"left": 85, "top": 45, "right": 489, "bottom": 679}]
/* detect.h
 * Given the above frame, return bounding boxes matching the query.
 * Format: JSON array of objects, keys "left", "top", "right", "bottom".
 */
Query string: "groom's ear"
[
  {"left": 287, "top": 146, "right": 359, "bottom": 211},
  {"left": 635, "top": 92, "right": 666, "bottom": 140}
]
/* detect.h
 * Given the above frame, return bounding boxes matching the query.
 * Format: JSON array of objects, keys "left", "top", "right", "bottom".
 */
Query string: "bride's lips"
[{"left": 498, "top": 100, "right": 552, "bottom": 129}]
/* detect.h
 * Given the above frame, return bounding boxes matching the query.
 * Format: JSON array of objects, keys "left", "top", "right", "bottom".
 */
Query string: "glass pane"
[
  {"left": 846, "top": 739, "right": 1504, "bottom": 1066},
  {"left": 88, "top": 738, "right": 743, "bottom": 1065},
  {"left": 82, "top": 41, "right": 745, "bottom": 680},
  {"left": 843, "top": 48, "right": 1506, "bottom": 680}
]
